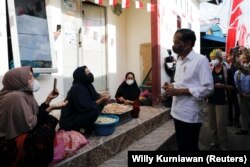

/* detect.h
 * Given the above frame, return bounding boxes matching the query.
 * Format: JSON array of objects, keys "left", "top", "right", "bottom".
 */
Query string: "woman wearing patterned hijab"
[
  {"left": 0, "top": 66, "right": 67, "bottom": 167},
  {"left": 59, "top": 66, "right": 110, "bottom": 135}
]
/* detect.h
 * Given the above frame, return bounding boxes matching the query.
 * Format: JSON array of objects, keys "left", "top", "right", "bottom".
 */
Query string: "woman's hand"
[
  {"left": 96, "top": 95, "right": 110, "bottom": 104},
  {"left": 46, "top": 100, "right": 68, "bottom": 112},
  {"left": 101, "top": 95, "right": 110, "bottom": 103},
  {"left": 124, "top": 100, "right": 134, "bottom": 105},
  {"left": 215, "top": 83, "right": 225, "bottom": 89},
  {"left": 45, "top": 89, "right": 59, "bottom": 105},
  {"left": 118, "top": 97, "right": 125, "bottom": 103}
]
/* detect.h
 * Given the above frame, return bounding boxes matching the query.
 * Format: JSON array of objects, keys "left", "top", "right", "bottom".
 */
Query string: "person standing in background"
[
  {"left": 163, "top": 29, "right": 214, "bottom": 151},
  {"left": 234, "top": 55, "right": 250, "bottom": 135},
  {"left": 227, "top": 50, "right": 241, "bottom": 128},
  {"left": 207, "top": 49, "right": 234, "bottom": 151}
]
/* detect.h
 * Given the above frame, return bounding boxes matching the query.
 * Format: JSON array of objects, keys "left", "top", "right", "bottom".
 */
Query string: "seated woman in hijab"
[
  {"left": 115, "top": 72, "right": 141, "bottom": 118},
  {"left": 59, "top": 66, "right": 110, "bottom": 135},
  {"left": 0, "top": 66, "right": 67, "bottom": 167}
]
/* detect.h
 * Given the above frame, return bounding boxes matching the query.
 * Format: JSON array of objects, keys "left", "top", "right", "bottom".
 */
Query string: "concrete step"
[
  {"left": 55, "top": 106, "right": 171, "bottom": 167},
  {"left": 98, "top": 120, "right": 176, "bottom": 167}
]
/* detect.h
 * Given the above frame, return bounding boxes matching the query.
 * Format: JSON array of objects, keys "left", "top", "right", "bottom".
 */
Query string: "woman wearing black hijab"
[
  {"left": 59, "top": 66, "right": 110, "bottom": 134},
  {"left": 115, "top": 72, "right": 141, "bottom": 118}
]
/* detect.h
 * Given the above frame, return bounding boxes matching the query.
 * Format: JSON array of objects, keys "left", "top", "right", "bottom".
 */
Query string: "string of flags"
[
  {"left": 82, "top": 0, "right": 197, "bottom": 22},
  {"left": 83, "top": 0, "right": 156, "bottom": 12}
]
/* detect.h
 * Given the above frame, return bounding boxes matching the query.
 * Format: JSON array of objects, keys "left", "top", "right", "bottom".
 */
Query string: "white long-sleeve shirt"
[{"left": 171, "top": 50, "right": 214, "bottom": 123}]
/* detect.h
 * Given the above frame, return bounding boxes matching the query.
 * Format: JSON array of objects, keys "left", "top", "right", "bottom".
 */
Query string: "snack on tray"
[
  {"left": 95, "top": 116, "right": 117, "bottom": 124},
  {"left": 102, "top": 103, "right": 133, "bottom": 114}
]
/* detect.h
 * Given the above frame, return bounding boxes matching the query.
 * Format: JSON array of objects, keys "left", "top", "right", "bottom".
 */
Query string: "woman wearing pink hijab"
[{"left": 0, "top": 66, "right": 67, "bottom": 167}]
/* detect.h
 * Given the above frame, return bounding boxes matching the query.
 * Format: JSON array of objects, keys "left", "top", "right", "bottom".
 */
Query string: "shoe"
[{"left": 235, "top": 130, "right": 249, "bottom": 135}]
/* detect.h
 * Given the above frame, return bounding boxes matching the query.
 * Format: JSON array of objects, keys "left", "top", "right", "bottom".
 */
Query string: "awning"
[{"left": 201, "top": 34, "right": 226, "bottom": 43}]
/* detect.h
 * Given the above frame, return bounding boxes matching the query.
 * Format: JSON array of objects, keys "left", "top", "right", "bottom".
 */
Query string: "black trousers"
[{"left": 174, "top": 118, "right": 202, "bottom": 151}]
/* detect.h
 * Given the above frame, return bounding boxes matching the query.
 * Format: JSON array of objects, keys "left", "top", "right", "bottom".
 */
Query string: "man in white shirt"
[{"left": 163, "top": 29, "right": 214, "bottom": 151}]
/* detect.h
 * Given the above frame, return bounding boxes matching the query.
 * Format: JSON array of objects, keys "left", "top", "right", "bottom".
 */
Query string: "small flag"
[
  {"left": 122, "top": 0, "right": 130, "bottom": 8},
  {"left": 93, "top": 31, "right": 98, "bottom": 40},
  {"left": 111, "top": 38, "right": 115, "bottom": 46},
  {"left": 189, "top": 15, "right": 193, "bottom": 22},
  {"left": 100, "top": 35, "right": 107, "bottom": 44},
  {"left": 109, "top": 0, "right": 118, "bottom": 6},
  {"left": 172, "top": 10, "right": 177, "bottom": 15},
  {"left": 182, "top": 13, "right": 186, "bottom": 18},
  {"left": 84, "top": 27, "right": 89, "bottom": 36},
  {"left": 147, "top": 3, "right": 155, "bottom": 12},
  {"left": 135, "top": 1, "right": 143, "bottom": 9},
  {"left": 95, "top": 0, "right": 103, "bottom": 5}
]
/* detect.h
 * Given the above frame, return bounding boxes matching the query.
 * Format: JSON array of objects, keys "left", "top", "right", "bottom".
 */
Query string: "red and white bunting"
[
  {"left": 135, "top": 1, "right": 143, "bottom": 9},
  {"left": 146, "top": 3, "right": 154, "bottom": 12},
  {"left": 109, "top": 0, "right": 118, "bottom": 6},
  {"left": 122, "top": 0, "right": 130, "bottom": 8}
]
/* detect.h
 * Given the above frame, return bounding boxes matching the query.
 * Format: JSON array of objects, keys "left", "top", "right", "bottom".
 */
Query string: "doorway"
[{"left": 81, "top": 2, "right": 107, "bottom": 91}]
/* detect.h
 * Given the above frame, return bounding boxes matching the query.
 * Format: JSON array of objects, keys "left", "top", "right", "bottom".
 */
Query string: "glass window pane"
[{"left": 14, "top": 0, "right": 52, "bottom": 68}]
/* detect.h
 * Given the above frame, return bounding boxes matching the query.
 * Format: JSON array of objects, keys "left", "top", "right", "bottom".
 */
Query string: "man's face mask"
[{"left": 172, "top": 43, "right": 189, "bottom": 55}]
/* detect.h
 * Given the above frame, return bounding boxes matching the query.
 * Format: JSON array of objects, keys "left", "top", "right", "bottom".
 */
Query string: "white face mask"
[
  {"left": 242, "top": 63, "right": 249, "bottom": 68},
  {"left": 126, "top": 79, "right": 134, "bottom": 85},
  {"left": 31, "top": 79, "right": 40, "bottom": 92},
  {"left": 211, "top": 59, "right": 220, "bottom": 67}
]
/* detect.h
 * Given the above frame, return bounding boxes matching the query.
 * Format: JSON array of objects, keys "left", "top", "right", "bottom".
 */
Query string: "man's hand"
[{"left": 165, "top": 86, "right": 179, "bottom": 97}]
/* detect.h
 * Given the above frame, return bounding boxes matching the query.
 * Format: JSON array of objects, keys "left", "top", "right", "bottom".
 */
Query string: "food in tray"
[
  {"left": 102, "top": 103, "right": 133, "bottom": 114},
  {"left": 95, "top": 116, "right": 117, "bottom": 124}
]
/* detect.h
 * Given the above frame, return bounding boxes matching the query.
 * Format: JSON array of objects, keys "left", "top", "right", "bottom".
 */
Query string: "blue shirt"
[{"left": 234, "top": 70, "right": 250, "bottom": 94}]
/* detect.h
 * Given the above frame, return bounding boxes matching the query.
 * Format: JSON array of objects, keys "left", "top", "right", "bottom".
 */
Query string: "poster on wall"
[{"left": 63, "top": 0, "right": 77, "bottom": 11}]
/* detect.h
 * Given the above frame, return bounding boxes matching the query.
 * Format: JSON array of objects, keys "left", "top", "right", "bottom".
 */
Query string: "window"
[{"left": 7, "top": 0, "right": 56, "bottom": 73}]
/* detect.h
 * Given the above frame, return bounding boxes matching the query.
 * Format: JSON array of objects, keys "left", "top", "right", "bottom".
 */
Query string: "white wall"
[
  {"left": 126, "top": 1, "right": 151, "bottom": 84},
  {"left": 159, "top": 0, "right": 201, "bottom": 92}
]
